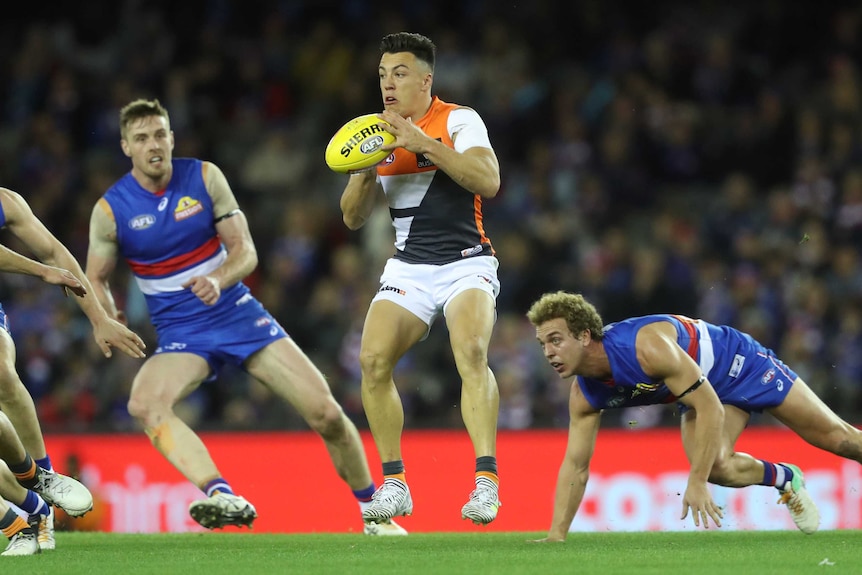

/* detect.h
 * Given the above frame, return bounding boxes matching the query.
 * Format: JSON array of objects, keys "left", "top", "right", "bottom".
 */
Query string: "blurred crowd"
[{"left": 1, "top": 0, "right": 862, "bottom": 433}]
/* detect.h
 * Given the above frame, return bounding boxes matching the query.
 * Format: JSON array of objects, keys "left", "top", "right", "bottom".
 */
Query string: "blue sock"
[
  {"left": 203, "top": 477, "right": 234, "bottom": 497},
  {"left": 353, "top": 484, "right": 376, "bottom": 503},
  {"left": 760, "top": 460, "right": 794, "bottom": 489},
  {"left": 354, "top": 483, "right": 376, "bottom": 515},
  {"left": 776, "top": 463, "right": 794, "bottom": 489},
  {"left": 759, "top": 460, "right": 776, "bottom": 486},
  {"left": 35, "top": 456, "right": 52, "bottom": 472},
  {"left": 18, "top": 490, "right": 50, "bottom": 517}
]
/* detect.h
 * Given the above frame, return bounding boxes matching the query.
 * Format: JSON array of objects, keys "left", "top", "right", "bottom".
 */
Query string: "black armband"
[
  {"left": 676, "top": 375, "right": 705, "bottom": 399},
  {"left": 214, "top": 209, "right": 241, "bottom": 223}
]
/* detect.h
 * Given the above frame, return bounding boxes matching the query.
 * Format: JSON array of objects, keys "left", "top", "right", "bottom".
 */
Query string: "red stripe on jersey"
[
  {"left": 671, "top": 314, "right": 699, "bottom": 361},
  {"left": 127, "top": 236, "right": 221, "bottom": 278}
]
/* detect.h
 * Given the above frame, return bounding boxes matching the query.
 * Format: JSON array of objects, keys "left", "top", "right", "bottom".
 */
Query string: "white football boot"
[{"left": 362, "top": 480, "right": 413, "bottom": 523}]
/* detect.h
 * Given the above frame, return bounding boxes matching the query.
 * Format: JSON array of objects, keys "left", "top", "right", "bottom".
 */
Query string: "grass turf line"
[{"left": 4, "top": 530, "right": 859, "bottom": 575}]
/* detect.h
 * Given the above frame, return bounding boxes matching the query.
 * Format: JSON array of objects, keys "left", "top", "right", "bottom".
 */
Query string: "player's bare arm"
[
  {"left": 86, "top": 201, "right": 123, "bottom": 319},
  {"left": 0, "top": 229, "right": 85, "bottom": 297},
  {"left": 0, "top": 190, "right": 148, "bottom": 359},
  {"left": 0, "top": 189, "right": 84, "bottom": 296},
  {"left": 532, "top": 381, "right": 602, "bottom": 543},
  {"left": 377, "top": 109, "right": 500, "bottom": 198},
  {"left": 340, "top": 170, "right": 382, "bottom": 230},
  {"left": 182, "top": 161, "right": 257, "bottom": 305},
  {"left": 636, "top": 322, "right": 724, "bottom": 528}
]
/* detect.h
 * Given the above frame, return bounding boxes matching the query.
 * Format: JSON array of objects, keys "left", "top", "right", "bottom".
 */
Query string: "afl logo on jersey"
[
  {"left": 381, "top": 153, "right": 395, "bottom": 166},
  {"left": 761, "top": 368, "right": 776, "bottom": 385},
  {"left": 174, "top": 196, "right": 204, "bottom": 221},
  {"left": 129, "top": 214, "right": 156, "bottom": 230}
]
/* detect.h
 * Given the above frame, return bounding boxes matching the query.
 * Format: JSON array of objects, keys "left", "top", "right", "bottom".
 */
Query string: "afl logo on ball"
[{"left": 360, "top": 135, "right": 385, "bottom": 155}]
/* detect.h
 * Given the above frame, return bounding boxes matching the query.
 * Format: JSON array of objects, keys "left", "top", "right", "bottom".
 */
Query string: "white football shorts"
[{"left": 371, "top": 255, "right": 500, "bottom": 334}]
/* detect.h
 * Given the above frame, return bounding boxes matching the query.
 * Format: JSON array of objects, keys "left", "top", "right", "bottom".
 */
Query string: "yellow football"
[{"left": 324, "top": 113, "right": 395, "bottom": 173}]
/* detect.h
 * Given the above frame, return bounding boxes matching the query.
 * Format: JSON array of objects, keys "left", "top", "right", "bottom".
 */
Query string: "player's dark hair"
[
  {"left": 119, "top": 98, "right": 170, "bottom": 139},
  {"left": 526, "top": 291, "right": 605, "bottom": 341},
  {"left": 380, "top": 32, "right": 436, "bottom": 70}
]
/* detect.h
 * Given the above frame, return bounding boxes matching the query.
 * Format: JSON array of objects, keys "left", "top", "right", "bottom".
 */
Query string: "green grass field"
[{"left": 6, "top": 530, "right": 859, "bottom": 575}]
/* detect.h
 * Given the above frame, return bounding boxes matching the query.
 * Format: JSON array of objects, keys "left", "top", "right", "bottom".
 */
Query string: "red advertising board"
[{"left": 43, "top": 428, "right": 861, "bottom": 533}]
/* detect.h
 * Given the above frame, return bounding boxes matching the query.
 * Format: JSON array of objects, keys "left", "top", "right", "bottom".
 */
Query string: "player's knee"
[
  {"left": 452, "top": 340, "right": 489, "bottom": 376},
  {"left": 0, "top": 375, "right": 26, "bottom": 401},
  {"left": 127, "top": 393, "right": 168, "bottom": 425},
  {"left": 307, "top": 401, "right": 347, "bottom": 440},
  {"left": 358, "top": 349, "right": 395, "bottom": 385},
  {"left": 833, "top": 424, "right": 862, "bottom": 461}
]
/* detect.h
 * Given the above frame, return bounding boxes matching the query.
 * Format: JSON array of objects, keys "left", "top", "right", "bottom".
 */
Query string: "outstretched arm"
[
  {"left": 532, "top": 381, "right": 602, "bottom": 542},
  {"left": 636, "top": 322, "right": 725, "bottom": 528},
  {"left": 0, "top": 240, "right": 85, "bottom": 296},
  {"left": 2, "top": 188, "right": 146, "bottom": 359}
]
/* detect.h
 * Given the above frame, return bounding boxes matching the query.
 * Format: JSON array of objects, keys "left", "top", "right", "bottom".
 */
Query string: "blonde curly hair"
[{"left": 526, "top": 291, "right": 605, "bottom": 340}]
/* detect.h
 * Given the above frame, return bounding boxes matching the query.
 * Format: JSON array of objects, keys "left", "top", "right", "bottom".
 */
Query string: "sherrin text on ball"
[{"left": 325, "top": 113, "right": 395, "bottom": 173}]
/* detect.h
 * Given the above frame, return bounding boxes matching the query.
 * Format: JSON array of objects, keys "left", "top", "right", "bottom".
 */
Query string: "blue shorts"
[
  {"left": 682, "top": 350, "right": 797, "bottom": 414},
  {"left": 153, "top": 294, "right": 287, "bottom": 378}
]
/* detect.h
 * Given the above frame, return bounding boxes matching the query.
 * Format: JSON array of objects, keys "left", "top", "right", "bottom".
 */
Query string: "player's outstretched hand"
[
  {"left": 681, "top": 482, "right": 723, "bottom": 529},
  {"left": 42, "top": 265, "right": 87, "bottom": 297},
  {"left": 92, "top": 317, "right": 147, "bottom": 359}
]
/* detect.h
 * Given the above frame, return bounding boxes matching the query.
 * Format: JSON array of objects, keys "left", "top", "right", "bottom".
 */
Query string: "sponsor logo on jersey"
[
  {"left": 416, "top": 152, "right": 434, "bottom": 169},
  {"left": 460, "top": 245, "right": 484, "bottom": 258},
  {"left": 378, "top": 284, "right": 406, "bottom": 296},
  {"left": 729, "top": 354, "right": 745, "bottom": 378},
  {"left": 174, "top": 196, "right": 204, "bottom": 221},
  {"left": 235, "top": 293, "right": 253, "bottom": 306},
  {"left": 761, "top": 368, "right": 776, "bottom": 385},
  {"left": 158, "top": 197, "right": 169, "bottom": 211},
  {"left": 129, "top": 214, "right": 156, "bottom": 230},
  {"left": 631, "top": 382, "right": 662, "bottom": 397},
  {"left": 415, "top": 138, "right": 442, "bottom": 169}
]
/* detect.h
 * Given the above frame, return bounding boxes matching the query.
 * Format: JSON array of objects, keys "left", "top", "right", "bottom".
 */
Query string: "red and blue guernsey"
[
  {"left": 577, "top": 314, "right": 797, "bottom": 413},
  {"left": 99, "top": 158, "right": 250, "bottom": 330}
]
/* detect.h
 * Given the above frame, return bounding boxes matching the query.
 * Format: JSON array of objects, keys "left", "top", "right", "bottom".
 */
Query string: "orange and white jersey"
[{"left": 376, "top": 97, "right": 495, "bottom": 265}]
